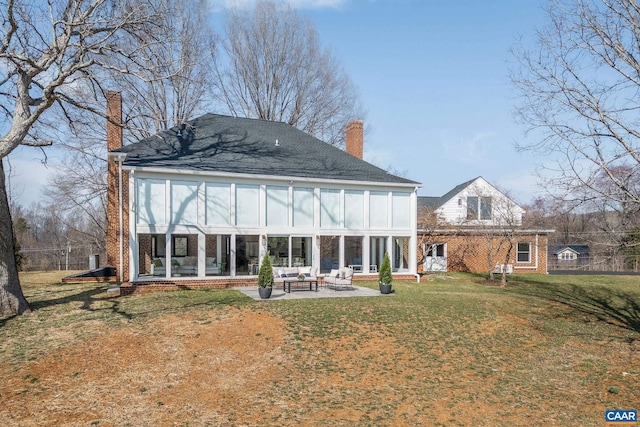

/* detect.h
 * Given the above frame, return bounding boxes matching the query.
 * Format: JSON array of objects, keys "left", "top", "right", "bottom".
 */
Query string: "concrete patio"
[{"left": 235, "top": 284, "right": 391, "bottom": 301}]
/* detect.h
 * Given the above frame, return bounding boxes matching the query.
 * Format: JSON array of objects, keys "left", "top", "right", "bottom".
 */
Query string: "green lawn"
[{"left": 0, "top": 271, "right": 638, "bottom": 426}]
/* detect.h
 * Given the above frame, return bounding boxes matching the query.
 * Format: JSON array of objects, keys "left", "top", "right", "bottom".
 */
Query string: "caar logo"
[{"left": 606, "top": 410, "right": 637, "bottom": 424}]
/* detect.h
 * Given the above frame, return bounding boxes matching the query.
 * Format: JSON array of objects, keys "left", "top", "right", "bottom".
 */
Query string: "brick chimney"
[
  {"left": 106, "top": 91, "right": 122, "bottom": 151},
  {"left": 345, "top": 120, "right": 363, "bottom": 159},
  {"left": 106, "top": 91, "right": 129, "bottom": 281}
]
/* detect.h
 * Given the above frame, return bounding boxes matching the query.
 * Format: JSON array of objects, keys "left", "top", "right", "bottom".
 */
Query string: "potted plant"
[
  {"left": 257, "top": 251, "right": 274, "bottom": 299},
  {"left": 297, "top": 273, "right": 305, "bottom": 281},
  {"left": 378, "top": 252, "right": 393, "bottom": 294}
]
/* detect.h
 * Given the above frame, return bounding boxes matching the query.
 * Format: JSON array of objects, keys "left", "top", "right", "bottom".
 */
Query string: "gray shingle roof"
[
  {"left": 417, "top": 177, "right": 480, "bottom": 210},
  {"left": 112, "top": 114, "right": 418, "bottom": 185}
]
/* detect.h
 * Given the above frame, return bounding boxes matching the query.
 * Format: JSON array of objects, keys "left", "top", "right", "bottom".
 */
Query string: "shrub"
[
  {"left": 258, "top": 252, "right": 274, "bottom": 288},
  {"left": 378, "top": 252, "right": 392, "bottom": 284}
]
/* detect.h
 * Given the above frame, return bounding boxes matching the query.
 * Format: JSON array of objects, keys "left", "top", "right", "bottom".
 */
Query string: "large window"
[
  {"left": 320, "top": 189, "right": 340, "bottom": 228},
  {"left": 392, "top": 193, "right": 410, "bottom": 228},
  {"left": 206, "top": 183, "right": 231, "bottom": 226},
  {"left": 236, "top": 185, "right": 259, "bottom": 226},
  {"left": 266, "top": 186, "right": 288, "bottom": 227},
  {"left": 291, "top": 236, "right": 312, "bottom": 266},
  {"left": 171, "top": 181, "right": 198, "bottom": 225},
  {"left": 137, "top": 179, "right": 166, "bottom": 225},
  {"left": 369, "top": 192, "right": 388, "bottom": 229},
  {"left": 320, "top": 236, "right": 339, "bottom": 273},
  {"left": 517, "top": 242, "right": 531, "bottom": 263},
  {"left": 205, "top": 234, "right": 229, "bottom": 276},
  {"left": 467, "top": 196, "right": 492, "bottom": 221},
  {"left": 236, "top": 235, "right": 260, "bottom": 275},
  {"left": 170, "top": 234, "right": 198, "bottom": 277},
  {"left": 344, "top": 191, "right": 364, "bottom": 229},
  {"left": 345, "top": 236, "right": 363, "bottom": 270},
  {"left": 267, "top": 236, "right": 289, "bottom": 267},
  {"left": 293, "top": 188, "right": 314, "bottom": 227}
]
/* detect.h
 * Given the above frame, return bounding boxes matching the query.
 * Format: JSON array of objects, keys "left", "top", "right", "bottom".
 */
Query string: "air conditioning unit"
[{"left": 493, "top": 264, "right": 513, "bottom": 274}]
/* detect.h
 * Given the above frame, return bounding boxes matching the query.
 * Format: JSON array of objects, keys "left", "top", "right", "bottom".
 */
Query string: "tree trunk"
[
  {"left": 0, "top": 161, "right": 30, "bottom": 317},
  {"left": 501, "top": 241, "right": 513, "bottom": 288}
]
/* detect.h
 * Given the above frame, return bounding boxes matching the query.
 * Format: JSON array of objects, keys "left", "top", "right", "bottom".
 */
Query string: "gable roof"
[
  {"left": 417, "top": 177, "right": 503, "bottom": 211},
  {"left": 111, "top": 114, "right": 418, "bottom": 186}
]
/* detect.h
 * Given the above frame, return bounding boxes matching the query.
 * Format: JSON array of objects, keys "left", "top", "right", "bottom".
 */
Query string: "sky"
[{"left": 7, "top": 0, "right": 551, "bottom": 207}]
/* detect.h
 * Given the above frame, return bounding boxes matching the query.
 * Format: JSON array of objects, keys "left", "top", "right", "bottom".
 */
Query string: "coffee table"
[{"left": 282, "top": 277, "right": 318, "bottom": 293}]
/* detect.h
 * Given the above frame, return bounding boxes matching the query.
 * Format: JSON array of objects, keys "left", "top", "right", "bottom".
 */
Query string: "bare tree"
[
  {"left": 213, "top": 0, "right": 363, "bottom": 147},
  {"left": 0, "top": 0, "right": 166, "bottom": 316},
  {"left": 43, "top": 0, "right": 217, "bottom": 257},
  {"left": 512, "top": 0, "right": 640, "bottom": 210}
]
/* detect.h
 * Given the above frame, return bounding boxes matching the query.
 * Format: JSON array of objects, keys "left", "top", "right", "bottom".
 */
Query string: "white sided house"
[
  {"left": 105, "top": 93, "right": 421, "bottom": 291},
  {"left": 418, "top": 177, "right": 551, "bottom": 274}
]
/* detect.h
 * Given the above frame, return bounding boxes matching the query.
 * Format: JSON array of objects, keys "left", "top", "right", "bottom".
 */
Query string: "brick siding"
[{"left": 420, "top": 232, "right": 548, "bottom": 274}]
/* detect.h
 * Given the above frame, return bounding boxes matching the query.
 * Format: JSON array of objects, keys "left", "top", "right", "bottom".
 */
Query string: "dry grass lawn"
[{"left": 0, "top": 271, "right": 638, "bottom": 426}]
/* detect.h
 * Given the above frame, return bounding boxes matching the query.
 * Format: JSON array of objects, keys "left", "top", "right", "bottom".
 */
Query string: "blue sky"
[
  {"left": 297, "top": 0, "right": 550, "bottom": 203},
  {"left": 7, "top": 0, "right": 550, "bottom": 207}
]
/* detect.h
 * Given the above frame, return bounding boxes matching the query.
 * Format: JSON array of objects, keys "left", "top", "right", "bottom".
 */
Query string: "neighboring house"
[
  {"left": 417, "top": 177, "right": 552, "bottom": 274},
  {"left": 548, "top": 245, "right": 590, "bottom": 269},
  {"left": 105, "top": 92, "right": 420, "bottom": 291}
]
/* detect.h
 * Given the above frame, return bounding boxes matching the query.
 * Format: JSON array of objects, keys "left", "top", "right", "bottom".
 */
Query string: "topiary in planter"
[
  {"left": 257, "top": 252, "right": 274, "bottom": 299},
  {"left": 378, "top": 252, "right": 392, "bottom": 294}
]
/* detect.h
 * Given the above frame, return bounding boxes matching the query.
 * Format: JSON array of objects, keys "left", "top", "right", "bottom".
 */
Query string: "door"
[{"left": 425, "top": 243, "right": 447, "bottom": 272}]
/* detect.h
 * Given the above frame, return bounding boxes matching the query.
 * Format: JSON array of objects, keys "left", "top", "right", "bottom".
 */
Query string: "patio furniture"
[
  {"left": 273, "top": 266, "right": 318, "bottom": 289},
  {"left": 282, "top": 277, "right": 318, "bottom": 293},
  {"left": 324, "top": 267, "right": 354, "bottom": 290}
]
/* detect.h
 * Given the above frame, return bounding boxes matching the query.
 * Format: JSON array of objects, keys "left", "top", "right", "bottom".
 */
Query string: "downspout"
[{"left": 118, "top": 157, "right": 123, "bottom": 283}]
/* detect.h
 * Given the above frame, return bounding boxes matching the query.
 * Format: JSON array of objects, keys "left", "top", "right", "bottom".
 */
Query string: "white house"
[
  {"left": 105, "top": 92, "right": 421, "bottom": 287},
  {"left": 417, "top": 177, "right": 551, "bottom": 274}
]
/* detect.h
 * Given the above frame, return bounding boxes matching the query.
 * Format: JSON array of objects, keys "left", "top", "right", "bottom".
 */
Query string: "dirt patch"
[{"left": 0, "top": 308, "right": 288, "bottom": 426}]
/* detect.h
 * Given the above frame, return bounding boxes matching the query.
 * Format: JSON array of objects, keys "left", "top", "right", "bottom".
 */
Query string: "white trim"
[{"left": 121, "top": 166, "right": 419, "bottom": 189}]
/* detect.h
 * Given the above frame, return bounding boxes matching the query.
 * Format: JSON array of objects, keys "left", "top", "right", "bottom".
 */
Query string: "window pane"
[
  {"left": 170, "top": 234, "right": 198, "bottom": 277},
  {"left": 345, "top": 236, "right": 363, "bottom": 269},
  {"left": 344, "top": 191, "right": 364, "bottom": 229},
  {"left": 137, "top": 179, "right": 166, "bottom": 225},
  {"left": 236, "top": 235, "right": 259, "bottom": 275},
  {"left": 293, "top": 188, "right": 314, "bottom": 227},
  {"left": 370, "top": 237, "right": 387, "bottom": 272},
  {"left": 517, "top": 242, "right": 531, "bottom": 262},
  {"left": 320, "top": 236, "right": 339, "bottom": 273},
  {"left": 171, "top": 181, "right": 198, "bottom": 225},
  {"left": 467, "top": 196, "right": 478, "bottom": 220},
  {"left": 393, "top": 236, "right": 410, "bottom": 271},
  {"left": 236, "top": 185, "right": 259, "bottom": 226},
  {"left": 392, "top": 193, "right": 410, "bottom": 228},
  {"left": 267, "top": 236, "right": 289, "bottom": 267},
  {"left": 480, "top": 197, "right": 492, "bottom": 220},
  {"left": 205, "top": 234, "right": 229, "bottom": 276},
  {"left": 266, "top": 186, "right": 288, "bottom": 227},
  {"left": 369, "top": 192, "right": 388, "bottom": 228},
  {"left": 206, "top": 183, "right": 231, "bottom": 226},
  {"left": 291, "top": 237, "right": 312, "bottom": 266},
  {"left": 320, "top": 189, "right": 340, "bottom": 228}
]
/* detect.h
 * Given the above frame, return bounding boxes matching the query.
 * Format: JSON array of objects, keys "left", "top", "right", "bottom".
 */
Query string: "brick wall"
[{"left": 420, "top": 232, "right": 548, "bottom": 274}]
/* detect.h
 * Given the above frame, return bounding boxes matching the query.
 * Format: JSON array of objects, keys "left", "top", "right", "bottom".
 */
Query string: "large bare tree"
[
  {"left": 213, "top": 0, "right": 363, "bottom": 146},
  {"left": 44, "top": 0, "right": 217, "bottom": 255},
  {"left": 0, "top": 0, "right": 166, "bottom": 316},
  {"left": 512, "top": 0, "right": 640, "bottom": 210}
]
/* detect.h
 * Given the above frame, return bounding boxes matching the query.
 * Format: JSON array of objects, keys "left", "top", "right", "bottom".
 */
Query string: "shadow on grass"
[
  {"left": 508, "top": 277, "right": 640, "bottom": 335},
  {"left": 1, "top": 285, "right": 252, "bottom": 327}
]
